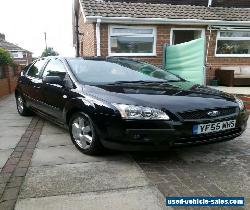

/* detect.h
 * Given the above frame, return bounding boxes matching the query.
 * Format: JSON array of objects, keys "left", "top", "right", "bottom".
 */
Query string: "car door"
[
  {"left": 40, "top": 58, "right": 70, "bottom": 121},
  {"left": 22, "top": 58, "right": 47, "bottom": 110}
]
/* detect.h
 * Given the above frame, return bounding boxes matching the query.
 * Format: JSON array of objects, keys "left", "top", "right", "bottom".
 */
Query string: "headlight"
[
  {"left": 235, "top": 97, "right": 245, "bottom": 110},
  {"left": 113, "top": 104, "right": 170, "bottom": 120}
]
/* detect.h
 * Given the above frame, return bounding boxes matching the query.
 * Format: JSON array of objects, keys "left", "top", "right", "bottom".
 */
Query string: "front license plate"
[{"left": 193, "top": 120, "right": 236, "bottom": 135}]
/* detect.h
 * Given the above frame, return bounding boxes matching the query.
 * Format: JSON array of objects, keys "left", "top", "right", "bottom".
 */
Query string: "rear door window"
[{"left": 26, "top": 59, "right": 47, "bottom": 78}]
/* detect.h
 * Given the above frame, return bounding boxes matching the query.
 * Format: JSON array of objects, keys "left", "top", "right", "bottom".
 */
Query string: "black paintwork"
[{"left": 15, "top": 57, "right": 249, "bottom": 151}]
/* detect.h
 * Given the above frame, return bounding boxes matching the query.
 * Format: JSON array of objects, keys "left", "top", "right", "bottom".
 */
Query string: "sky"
[{"left": 0, "top": 0, "right": 75, "bottom": 57}]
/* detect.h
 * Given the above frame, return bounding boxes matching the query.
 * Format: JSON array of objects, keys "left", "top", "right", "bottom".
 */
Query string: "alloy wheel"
[
  {"left": 17, "top": 96, "right": 24, "bottom": 113},
  {"left": 71, "top": 116, "right": 93, "bottom": 149}
]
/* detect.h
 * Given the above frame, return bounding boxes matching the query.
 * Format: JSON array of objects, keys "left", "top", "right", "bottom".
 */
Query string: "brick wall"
[
  {"left": 0, "top": 65, "right": 20, "bottom": 97},
  {"left": 80, "top": 22, "right": 250, "bottom": 85},
  {"left": 13, "top": 52, "right": 32, "bottom": 67},
  {"left": 0, "top": 78, "right": 9, "bottom": 97},
  {"left": 100, "top": 24, "right": 170, "bottom": 67},
  {"left": 79, "top": 13, "right": 96, "bottom": 57}
]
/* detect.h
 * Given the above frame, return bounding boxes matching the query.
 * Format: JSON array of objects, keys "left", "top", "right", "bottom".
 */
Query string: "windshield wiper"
[
  {"left": 164, "top": 79, "right": 182, "bottom": 82},
  {"left": 106, "top": 80, "right": 156, "bottom": 85},
  {"left": 105, "top": 80, "right": 182, "bottom": 86}
]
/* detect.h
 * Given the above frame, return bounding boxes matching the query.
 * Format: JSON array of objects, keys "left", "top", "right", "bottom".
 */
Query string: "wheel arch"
[
  {"left": 64, "top": 97, "right": 96, "bottom": 126},
  {"left": 15, "top": 89, "right": 20, "bottom": 98}
]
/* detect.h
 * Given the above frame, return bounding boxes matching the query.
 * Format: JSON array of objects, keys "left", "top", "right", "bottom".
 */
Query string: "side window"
[
  {"left": 42, "top": 59, "right": 66, "bottom": 79},
  {"left": 26, "top": 59, "right": 46, "bottom": 78}
]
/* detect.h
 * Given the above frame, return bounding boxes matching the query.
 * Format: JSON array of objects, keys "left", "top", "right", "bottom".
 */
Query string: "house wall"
[
  {"left": 100, "top": 23, "right": 170, "bottom": 66},
  {"left": 13, "top": 52, "right": 33, "bottom": 67},
  {"left": 206, "top": 31, "right": 250, "bottom": 82},
  {"left": 79, "top": 21, "right": 250, "bottom": 84},
  {"left": 206, "top": 31, "right": 250, "bottom": 83},
  {"left": 78, "top": 13, "right": 96, "bottom": 57}
]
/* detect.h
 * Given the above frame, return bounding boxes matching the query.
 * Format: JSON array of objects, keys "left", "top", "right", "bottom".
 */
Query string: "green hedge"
[{"left": 0, "top": 48, "right": 14, "bottom": 65}]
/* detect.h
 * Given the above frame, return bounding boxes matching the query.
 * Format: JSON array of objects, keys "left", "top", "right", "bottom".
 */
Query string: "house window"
[
  {"left": 109, "top": 26, "right": 156, "bottom": 56},
  {"left": 216, "top": 31, "right": 250, "bottom": 57},
  {"left": 11, "top": 52, "right": 23, "bottom": 59}
]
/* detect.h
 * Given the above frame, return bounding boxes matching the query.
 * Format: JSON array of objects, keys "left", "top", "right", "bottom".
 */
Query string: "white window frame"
[
  {"left": 108, "top": 25, "right": 157, "bottom": 57},
  {"left": 215, "top": 30, "right": 250, "bottom": 57},
  {"left": 170, "top": 28, "right": 206, "bottom": 45}
]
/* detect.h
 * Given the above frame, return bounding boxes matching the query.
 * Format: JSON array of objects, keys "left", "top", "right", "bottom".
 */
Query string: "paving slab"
[
  {"left": 0, "top": 119, "right": 32, "bottom": 127},
  {"left": 133, "top": 119, "right": 250, "bottom": 210},
  {"left": 0, "top": 127, "right": 27, "bottom": 137},
  {"left": 36, "top": 133, "right": 72, "bottom": 148},
  {"left": 31, "top": 145, "right": 129, "bottom": 166},
  {"left": 0, "top": 114, "right": 30, "bottom": 120},
  {"left": 0, "top": 149, "right": 13, "bottom": 168},
  {"left": 41, "top": 122, "right": 67, "bottom": 135},
  {"left": 176, "top": 139, "right": 250, "bottom": 163},
  {"left": 19, "top": 160, "right": 149, "bottom": 199},
  {"left": 0, "top": 136, "right": 22, "bottom": 150},
  {"left": 16, "top": 186, "right": 169, "bottom": 210}
]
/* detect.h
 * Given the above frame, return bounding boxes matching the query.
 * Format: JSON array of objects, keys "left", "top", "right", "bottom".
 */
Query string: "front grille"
[
  {"left": 178, "top": 107, "right": 237, "bottom": 120},
  {"left": 175, "top": 127, "right": 242, "bottom": 145}
]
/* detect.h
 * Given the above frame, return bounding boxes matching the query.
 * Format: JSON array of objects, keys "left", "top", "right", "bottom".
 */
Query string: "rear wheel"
[
  {"left": 16, "top": 94, "right": 32, "bottom": 116},
  {"left": 69, "top": 112, "right": 104, "bottom": 155}
]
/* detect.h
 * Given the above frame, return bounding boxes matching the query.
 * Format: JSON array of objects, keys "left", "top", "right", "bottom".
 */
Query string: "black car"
[{"left": 15, "top": 57, "right": 249, "bottom": 155}]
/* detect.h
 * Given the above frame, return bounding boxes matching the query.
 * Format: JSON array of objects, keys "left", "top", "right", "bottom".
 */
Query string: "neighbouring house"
[
  {"left": 0, "top": 33, "right": 32, "bottom": 67},
  {"left": 72, "top": 0, "right": 250, "bottom": 85}
]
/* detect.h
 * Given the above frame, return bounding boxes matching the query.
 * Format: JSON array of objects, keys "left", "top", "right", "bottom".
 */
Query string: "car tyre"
[
  {"left": 69, "top": 112, "right": 104, "bottom": 155},
  {"left": 16, "top": 94, "right": 32, "bottom": 116}
]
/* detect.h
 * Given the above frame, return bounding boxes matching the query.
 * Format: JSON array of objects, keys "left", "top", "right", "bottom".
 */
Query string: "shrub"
[{"left": 0, "top": 48, "right": 14, "bottom": 65}]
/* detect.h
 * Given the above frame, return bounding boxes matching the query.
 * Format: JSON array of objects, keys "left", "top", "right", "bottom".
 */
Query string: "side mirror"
[{"left": 43, "top": 76, "right": 64, "bottom": 86}]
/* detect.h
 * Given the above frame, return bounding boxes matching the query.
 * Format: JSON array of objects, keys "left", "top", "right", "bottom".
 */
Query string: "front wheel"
[
  {"left": 16, "top": 94, "right": 32, "bottom": 116},
  {"left": 69, "top": 112, "right": 104, "bottom": 155}
]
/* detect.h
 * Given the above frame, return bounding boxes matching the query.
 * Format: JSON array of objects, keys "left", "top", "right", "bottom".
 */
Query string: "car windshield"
[{"left": 67, "top": 58, "right": 182, "bottom": 84}]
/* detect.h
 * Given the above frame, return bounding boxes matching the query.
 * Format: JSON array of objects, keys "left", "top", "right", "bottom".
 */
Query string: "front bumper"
[{"left": 95, "top": 110, "right": 248, "bottom": 151}]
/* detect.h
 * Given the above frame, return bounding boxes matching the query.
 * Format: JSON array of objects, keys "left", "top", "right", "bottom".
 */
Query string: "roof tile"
[
  {"left": 0, "top": 38, "right": 29, "bottom": 52},
  {"left": 80, "top": 0, "right": 250, "bottom": 21}
]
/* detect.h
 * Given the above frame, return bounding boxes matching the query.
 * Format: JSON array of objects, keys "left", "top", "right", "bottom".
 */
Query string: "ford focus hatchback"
[{"left": 15, "top": 57, "right": 249, "bottom": 155}]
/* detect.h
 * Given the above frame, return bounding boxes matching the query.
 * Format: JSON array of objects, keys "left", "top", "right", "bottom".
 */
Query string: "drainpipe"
[
  {"left": 205, "top": 25, "right": 213, "bottom": 86},
  {"left": 75, "top": 12, "right": 80, "bottom": 57},
  {"left": 208, "top": 0, "right": 213, "bottom": 7},
  {"left": 96, "top": 18, "right": 101, "bottom": 57}
]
